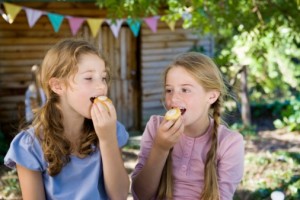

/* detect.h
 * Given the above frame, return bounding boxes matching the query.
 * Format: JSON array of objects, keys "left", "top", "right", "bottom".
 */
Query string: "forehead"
[
  {"left": 166, "top": 66, "right": 197, "bottom": 84},
  {"left": 77, "top": 53, "right": 106, "bottom": 72}
]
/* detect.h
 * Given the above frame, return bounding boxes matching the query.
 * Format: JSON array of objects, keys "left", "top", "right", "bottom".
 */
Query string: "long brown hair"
[
  {"left": 158, "top": 52, "right": 227, "bottom": 200},
  {"left": 32, "top": 38, "right": 110, "bottom": 176}
]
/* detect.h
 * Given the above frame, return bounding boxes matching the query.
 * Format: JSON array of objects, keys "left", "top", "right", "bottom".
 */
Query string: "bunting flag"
[
  {"left": 144, "top": 16, "right": 160, "bottom": 33},
  {"left": 3, "top": 2, "right": 22, "bottom": 24},
  {"left": 47, "top": 13, "right": 64, "bottom": 32},
  {"left": 166, "top": 20, "right": 176, "bottom": 31},
  {"left": 0, "top": 2, "right": 183, "bottom": 38},
  {"left": 127, "top": 18, "right": 141, "bottom": 37},
  {"left": 67, "top": 17, "right": 85, "bottom": 36},
  {"left": 24, "top": 8, "right": 43, "bottom": 28},
  {"left": 0, "top": 7, "right": 10, "bottom": 23},
  {"left": 106, "top": 19, "right": 123, "bottom": 38},
  {"left": 87, "top": 18, "right": 103, "bottom": 38}
]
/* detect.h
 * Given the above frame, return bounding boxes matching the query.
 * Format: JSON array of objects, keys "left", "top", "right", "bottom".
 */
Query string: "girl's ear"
[
  {"left": 49, "top": 78, "right": 64, "bottom": 95},
  {"left": 208, "top": 90, "right": 220, "bottom": 104}
]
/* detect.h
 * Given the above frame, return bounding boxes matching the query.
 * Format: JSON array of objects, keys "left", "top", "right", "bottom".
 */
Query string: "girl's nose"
[
  {"left": 170, "top": 91, "right": 181, "bottom": 103},
  {"left": 95, "top": 80, "right": 106, "bottom": 90}
]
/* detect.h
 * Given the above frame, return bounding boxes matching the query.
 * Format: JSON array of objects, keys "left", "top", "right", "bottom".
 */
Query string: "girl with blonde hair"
[
  {"left": 131, "top": 52, "right": 244, "bottom": 200},
  {"left": 5, "top": 38, "right": 129, "bottom": 200}
]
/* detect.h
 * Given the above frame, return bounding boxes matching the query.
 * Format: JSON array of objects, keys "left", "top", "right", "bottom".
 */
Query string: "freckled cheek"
[{"left": 164, "top": 96, "right": 172, "bottom": 109}]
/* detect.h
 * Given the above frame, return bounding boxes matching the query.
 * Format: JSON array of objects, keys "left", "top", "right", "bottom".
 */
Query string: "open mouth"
[
  {"left": 90, "top": 97, "right": 96, "bottom": 103},
  {"left": 180, "top": 108, "right": 186, "bottom": 115},
  {"left": 172, "top": 107, "right": 186, "bottom": 115}
]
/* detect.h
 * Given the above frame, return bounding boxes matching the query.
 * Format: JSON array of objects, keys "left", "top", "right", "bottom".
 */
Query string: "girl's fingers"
[
  {"left": 169, "top": 117, "right": 183, "bottom": 133},
  {"left": 161, "top": 119, "right": 176, "bottom": 131},
  {"left": 105, "top": 101, "right": 117, "bottom": 120}
]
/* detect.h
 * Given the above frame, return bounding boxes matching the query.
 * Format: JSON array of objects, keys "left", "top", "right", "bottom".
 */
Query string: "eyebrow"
[
  {"left": 165, "top": 84, "right": 194, "bottom": 87},
  {"left": 80, "top": 70, "right": 95, "bottom": 74},
  {"left": 80, "top": 70, "right": 107, "bottom": 74}
]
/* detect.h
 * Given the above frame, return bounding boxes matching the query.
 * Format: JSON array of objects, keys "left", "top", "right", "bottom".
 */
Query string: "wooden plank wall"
[
  {"left": 0, "top": 2, "right": 214, "bottom": 134},
  {"left": 0, "top": 2, "right": 139, "bottom": 135},
  {"left": 140, "top": 20, "right": 214, "bottom": 126}
]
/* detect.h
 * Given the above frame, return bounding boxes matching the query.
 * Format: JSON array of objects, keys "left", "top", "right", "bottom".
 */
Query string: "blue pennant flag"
[
  {"left": 47, "top": 13, "right": 64, "bottom": 32},
  {"left": 126, "top": 18, "right": 141, "bottom": 37}
]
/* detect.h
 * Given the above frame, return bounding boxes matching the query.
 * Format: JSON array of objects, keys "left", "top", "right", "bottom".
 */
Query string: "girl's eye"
[
  {"left": 85, "top": 78, "right": 92, "bottom": 80},
  {"left": 165, "top": 89, "right": 172, "bottom": 93},
  {"left": 182, "top": 88, "right": 190, "bottom": 93},
  {"left": 102, "top": 77, "right": 107, "bottom": 82}
]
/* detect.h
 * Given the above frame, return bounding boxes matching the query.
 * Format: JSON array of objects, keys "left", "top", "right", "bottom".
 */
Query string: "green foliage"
[
  {"left": 243, "top": 151, "right": 300, "bottom": 199},
  {"left": 251, "top": 100, "right": 289, "bottom": 119},
  {"left": 273, "top": 97, "right": 300, "bottom": 131},
  {"left": 95, "top": 0, "right": 300, "bottom": 110},
  {"left": 96, "top": 0, "right": 164, "bottom": 18},
  {"left": 0, "top": 169, "right": 21, "bottom": 198},
  {"left": 219, "top": 25, "right": 300, "bottom": 102},
  {"left": 230, "top": 122, "right": 257, "bottom": 138}
]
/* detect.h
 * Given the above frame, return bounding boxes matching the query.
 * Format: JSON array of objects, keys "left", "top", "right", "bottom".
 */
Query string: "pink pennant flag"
[
  {"left": 67, "top": 17, "right": 85, "bottom": 36},
  {"left": 144, "top": 16, "right": 159, "bottom": 33},
  {"left": 106, "top": 19, "right": 123, "bottom": 38},
  {"left": 24, "top": 8, "right": 43, "bottom": 28}
]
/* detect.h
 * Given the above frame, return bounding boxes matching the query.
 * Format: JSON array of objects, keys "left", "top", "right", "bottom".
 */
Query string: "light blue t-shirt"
[{"left": 4, "top": 121, "right": 129, "bottom": 200}]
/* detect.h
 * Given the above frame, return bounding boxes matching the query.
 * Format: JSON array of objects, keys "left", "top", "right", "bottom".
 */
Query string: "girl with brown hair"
[
  {"left": 131, "top": 52, "right": 244, "bottom": 200},
  {"left": 5, "top": 38, "right": 129, "bottom": 200}
]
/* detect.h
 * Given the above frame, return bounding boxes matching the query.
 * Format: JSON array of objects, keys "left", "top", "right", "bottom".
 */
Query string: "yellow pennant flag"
[
  {"left": 87, "top": 18, "right": 103, "bottom": 38},
  {"left": 3, "top": 2, "right": 22, "bottom": 24},
  {"left": 166, "top": 20, "right": 176, "bottom": 31}
]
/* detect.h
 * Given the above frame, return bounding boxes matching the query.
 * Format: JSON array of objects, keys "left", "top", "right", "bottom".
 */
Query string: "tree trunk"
[{"left": 240, "top": 65, "right": 251, "bottom": 127}]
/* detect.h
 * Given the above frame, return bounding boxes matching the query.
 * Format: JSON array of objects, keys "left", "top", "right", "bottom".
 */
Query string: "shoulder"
[
  {"left": 143, "top": 115, "right": 163, "bottom": 139},
  {"left": 138, "top": 115, "right": 163, "bottom": 147},
  {"left": 218, "top": 125, "right": 243, "bottom": 142},
  {"left": 4, "top": 127, "right": 46, "bottom": 171},
  {"left": 217, "top": 125, "right": 244, "bottom": 155},
  {"left": 146, "top": 115, "right": 163, "bottom": 130},
  {"left": 9, "top": 127, "right": 38, "bottom": 147}
]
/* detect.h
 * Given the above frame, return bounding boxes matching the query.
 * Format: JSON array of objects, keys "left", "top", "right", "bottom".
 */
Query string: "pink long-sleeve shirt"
[{"left": 131, "top": 115, "right": 244, "bottom": 200}]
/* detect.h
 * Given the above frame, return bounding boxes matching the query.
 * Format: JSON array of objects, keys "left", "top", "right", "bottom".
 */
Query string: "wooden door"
[{"left": 85, "top": 24, "right": 141, "bottom": 131}]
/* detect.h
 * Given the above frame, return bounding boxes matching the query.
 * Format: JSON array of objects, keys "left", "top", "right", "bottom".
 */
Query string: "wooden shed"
[{"left": 0, "top": 2, "right": 214, "bottom": 136}]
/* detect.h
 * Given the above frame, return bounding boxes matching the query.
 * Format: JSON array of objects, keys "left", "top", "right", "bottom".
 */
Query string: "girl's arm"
[
  {"left": 100, "top": 140, "right": 130, "bottom": 200},
  {"left": 16, "top": 164, "right": 46, "bottom": 200},
  {"left": 91, "top": 101, "right": 129, "bottom": 200},
  {"left": 131, "top": 144, "right": 170, "bottom": 200},
  {"left": 218, "top": 133, "right": 244, "bottom": 200},
  {"left": 132, "top": 117, "right": 183, "bottom": 200}
]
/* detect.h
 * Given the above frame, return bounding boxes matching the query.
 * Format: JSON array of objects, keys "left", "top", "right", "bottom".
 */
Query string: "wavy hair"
[
  {"left": 32, "top": 38, "right": 110, "bottom": 176},
  {"left": 158, "top": 52, "right": 227, "bottom": 200}
]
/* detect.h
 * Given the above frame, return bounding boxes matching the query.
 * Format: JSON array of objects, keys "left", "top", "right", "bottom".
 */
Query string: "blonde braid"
[
  {"left": 201, "top": 99, "right": 221, "bottom": 200},
  {"left": 157, "top": 148, "right": 173, "bottom": 200}
]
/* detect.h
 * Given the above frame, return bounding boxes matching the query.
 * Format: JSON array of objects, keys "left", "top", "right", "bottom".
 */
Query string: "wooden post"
[{"left": 240, "top": 65, "right": 251, "bottom": 127}]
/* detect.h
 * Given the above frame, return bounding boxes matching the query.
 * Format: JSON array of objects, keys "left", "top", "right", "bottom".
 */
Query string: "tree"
[{"left": 96, "top": 0, "right": 300, "bottom": 127}]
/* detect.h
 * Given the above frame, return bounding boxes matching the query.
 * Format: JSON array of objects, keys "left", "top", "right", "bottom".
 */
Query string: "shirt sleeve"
[
  {"left": 116, "top": 121, "right": 129, "bottom": 148},
  {"left": 131, "top": 115, "right": 162, "bottom": 199},
  {"left": 217, "top": 130, "right": 244, "bottom": 200},
  {"left": 4, "top": 128, "right": 47, "bottom": 172}
]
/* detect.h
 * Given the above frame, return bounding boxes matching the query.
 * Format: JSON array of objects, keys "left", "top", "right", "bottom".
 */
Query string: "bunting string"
[{"left": 0, "top": 2, "right": 187, "bottom": 38}]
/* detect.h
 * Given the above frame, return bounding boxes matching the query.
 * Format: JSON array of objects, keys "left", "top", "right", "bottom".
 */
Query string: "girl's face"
[
  {"left": 164, "top": 66, "right": 213, "bottom": 127},
  {"left": 63, "top": 53, "right": 108, "bottom": 119}
]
